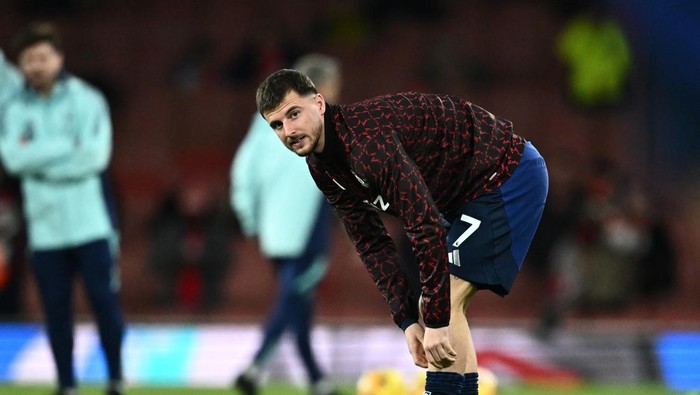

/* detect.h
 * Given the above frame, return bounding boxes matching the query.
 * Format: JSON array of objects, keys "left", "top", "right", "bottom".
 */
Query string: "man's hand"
[
  {"left": 423, "top": 326, "right": 456, "bottom": 369},
  {"left": 404, "top": 323, "right": 428, "bottom": 368}
]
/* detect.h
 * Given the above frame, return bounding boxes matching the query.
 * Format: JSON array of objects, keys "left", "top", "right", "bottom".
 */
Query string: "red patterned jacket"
[{"left": 307, "top": 92, "right": 524, "bottom": 328}]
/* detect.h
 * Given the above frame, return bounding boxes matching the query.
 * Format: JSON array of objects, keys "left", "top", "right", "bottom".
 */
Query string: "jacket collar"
[
  {"left": 24, "top": 69, "right": 70, "bottom": 98},
  {"left": 315, "top": 103, "right": 345, "bottom": 165}
]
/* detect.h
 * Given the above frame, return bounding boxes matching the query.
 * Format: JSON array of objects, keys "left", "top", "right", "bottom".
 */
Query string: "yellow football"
[{"left": 356, "top": 368, "right": 408, "bottom": 395}]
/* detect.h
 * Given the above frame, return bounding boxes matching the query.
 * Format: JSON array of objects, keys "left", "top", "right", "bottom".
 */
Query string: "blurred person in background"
[
  {"left": 0, "top": 23, "right": 125, "bottom": 395},
  {"left": 527, "top": 150, "right": 584, "bottom": 338},
  {"left": 555, "top": 2, "right": 632, "bottom": 160},
  {"left": 148, "top": 179, "right": 237, "bottom": 312},
  {"left": 574, "top": 160, "right": 644, "bottom": 311},
  {"left": 230, "top": 54, "right": 342, "bottom": 395},
  {"left": 255, "top": 69, "right": 547, "bottom": 395},
  {"left": 535, "top": 159, "right": 677, "bottom": 337},
  {"left": 556, "top": 2, "right": 631, "bottom": 110}
]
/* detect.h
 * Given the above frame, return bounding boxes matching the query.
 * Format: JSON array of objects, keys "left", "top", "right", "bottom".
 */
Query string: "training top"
[
  {"left": 307, "top": 92, "right": 525, "bottom": 329},
  {"left": 0, "top": 73, "right": 114, "bottom": 250}
]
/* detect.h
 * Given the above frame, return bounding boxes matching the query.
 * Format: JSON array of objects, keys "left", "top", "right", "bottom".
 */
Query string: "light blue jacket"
[
  {"left": 0, "top": 50, "right": 22, "bottom": 108},
  {"left": 231, "top": 114, "right": 324, "bottom": 258},
  {"left": 0, "top": 73, "right": 113, "bottom": 250}
]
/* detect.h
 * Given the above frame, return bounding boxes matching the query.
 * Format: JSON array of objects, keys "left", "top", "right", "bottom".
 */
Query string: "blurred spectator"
[
  {"left": 625, "top": 185, "right": 677, "bottom": 302},
  {"left": 556, "top": 2, "right": 631, "bottom": 110},
  {"left": 169, "top": 36, "right": 214, "bottom": 94},
  {"left": 574, "top": 160, "right": 643, "bottom": 310},
  {"left": 0, "top": 23, "right": 125, "bottom": 395},
  {"left": 308, "top": 2, "right": 372, "bottom": 50},
  {"left": 527, "top": 152, "right": 581, "bottom": 274},
  {"left": 221, "top": 31, "right": 302, "bottom": 89},
  {"left": 536, "top": 159, "right": 677, "bottom": 337},
  {"left": 528, "top": 150, "right": 584, "bottom": 335},
  {"left": 231, "top": 53, "right": 342, "bottom": 395},
  {"left": 147, "top": 180, "right": 237, "bottom": 311}
]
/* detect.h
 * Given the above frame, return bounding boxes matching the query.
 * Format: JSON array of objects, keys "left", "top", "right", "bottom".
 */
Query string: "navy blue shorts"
[{"left": 445, "top": 141, "right": 548, "bottom": 296}]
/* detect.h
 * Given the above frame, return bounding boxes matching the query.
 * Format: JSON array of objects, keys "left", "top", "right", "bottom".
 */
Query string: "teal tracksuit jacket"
[{"left": 0, "top": 72, "right": 113, "bottom": 250}]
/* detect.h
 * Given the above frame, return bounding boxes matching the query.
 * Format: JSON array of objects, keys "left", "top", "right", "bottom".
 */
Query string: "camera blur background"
[{"left": 1, "top": 0, "right": 699, "bottom": 393}]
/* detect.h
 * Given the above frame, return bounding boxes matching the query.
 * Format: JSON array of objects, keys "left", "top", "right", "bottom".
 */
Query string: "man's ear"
[{"left": 316, "top": 93, "right": 326, "bottom": 114}]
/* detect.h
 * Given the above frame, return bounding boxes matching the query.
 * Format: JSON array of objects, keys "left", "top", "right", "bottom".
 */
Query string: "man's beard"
[{"left": 288, "top": 126, "right": 320, "bottom": 157}]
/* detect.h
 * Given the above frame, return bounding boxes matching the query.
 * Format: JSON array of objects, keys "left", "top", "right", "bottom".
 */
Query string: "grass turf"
[{"left": 0, "top": 382, "right": 674, "bottom": 394}]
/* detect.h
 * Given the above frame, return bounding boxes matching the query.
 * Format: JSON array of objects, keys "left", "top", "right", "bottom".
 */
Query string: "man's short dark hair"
[
  {"left": 256, "top": 69, "right": 317, "bottom": 116},
  {"left": 13, "top": 22, "right": 63, "bottom": 56}
]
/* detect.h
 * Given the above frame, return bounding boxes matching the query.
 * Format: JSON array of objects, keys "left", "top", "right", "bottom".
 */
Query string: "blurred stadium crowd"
[{"left": 1, "top": 0, "right": 699, "bottom": 332}]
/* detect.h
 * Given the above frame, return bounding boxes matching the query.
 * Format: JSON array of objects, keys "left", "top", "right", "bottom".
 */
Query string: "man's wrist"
[
  {"left": 424, "top": 320, "right": 450, "bottom": 329},
  {"left": 399, "top": 318, "right": 418, "bottom": 332}
]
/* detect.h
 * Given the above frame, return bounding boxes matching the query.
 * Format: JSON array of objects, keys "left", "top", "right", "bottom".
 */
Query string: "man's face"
[
  {"left": 263, "top": 90, "right": 326, "bottom": 157},
  {"left": 18, "top": 42, "right": 64, "bottom": 93}
]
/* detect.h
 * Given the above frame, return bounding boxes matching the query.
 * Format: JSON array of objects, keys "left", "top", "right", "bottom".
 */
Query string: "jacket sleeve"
[
  {"left": 310, "top": 164, "right": 420, "bottom": 329},
  {"left": 40, "top": 87, "right": 112, "bottom": 180},
  {"left": 356, "top": 132, "right": 451, "bottom": 328},
  {"left": 0, "top": 106, "right": 73, "bottom": 176},
  {"left": 0, "top": 49, "right": 22, "bottom": 106},
  {"left": 230, "top": 114, "right": 263, "bottom": 237}
]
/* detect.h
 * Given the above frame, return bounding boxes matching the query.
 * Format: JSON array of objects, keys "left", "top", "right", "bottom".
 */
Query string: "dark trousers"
[
  {"left": 31, "top": 238, "right": 125, "bottom": 389},
  {"left": 252, "top": 202, "right": 331, "bottom": 384}
]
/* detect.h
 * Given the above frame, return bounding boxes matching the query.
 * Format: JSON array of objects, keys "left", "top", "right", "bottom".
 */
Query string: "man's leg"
[
  {"left": 449, "top": 275, "right": 480, "bottom": 395},
  {"left": 444, "top": 275, "right": 478, "bottom": 374},
  {"left": 77, "top": 239, "right": 125, "bottom": 393},
  {"left": 234, "top": 260, "right": 296, "bottom": 395},
  {"left": 287, "top": 255, "right": 326, "bottom": 384},
  {"left": 32, "top": 249, "right": 77, "bottom": 392},
  {"left": 424, "top": 275, "right": 478, "bottom": 395}
]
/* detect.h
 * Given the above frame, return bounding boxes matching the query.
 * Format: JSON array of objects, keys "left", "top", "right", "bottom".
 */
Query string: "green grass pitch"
[{"left": 0, "top": 382, "right": 674, "bottom": 394}]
